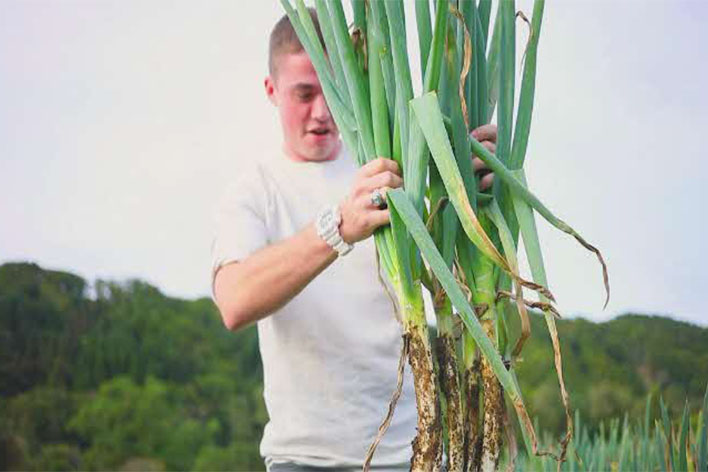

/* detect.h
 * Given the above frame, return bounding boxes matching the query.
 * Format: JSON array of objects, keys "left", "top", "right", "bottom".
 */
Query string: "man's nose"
[{"left": 311, "top": 94, "right": 332, "bottom": 122}]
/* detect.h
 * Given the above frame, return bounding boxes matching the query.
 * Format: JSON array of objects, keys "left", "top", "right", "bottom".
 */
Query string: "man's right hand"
[
  {"left": 339, "top": 157, "right": 403, "bottom": 244},
  {"left": 215, "top": 157, "right": 402, "bottom": 331}
]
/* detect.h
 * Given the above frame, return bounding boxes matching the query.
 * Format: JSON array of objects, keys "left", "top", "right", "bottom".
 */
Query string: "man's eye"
[{"left": 297, "top": 93, "right": 314, "bottom": 102}]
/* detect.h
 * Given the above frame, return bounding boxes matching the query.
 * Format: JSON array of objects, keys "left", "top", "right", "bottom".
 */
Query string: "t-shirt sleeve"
[{"left": 210, "top": 168, "right": 269, "bottom": 299}]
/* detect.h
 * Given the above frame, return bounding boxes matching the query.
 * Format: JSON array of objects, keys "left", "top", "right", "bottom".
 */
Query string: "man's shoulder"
[
  {"left": 212, "top": 162, "right": 270, "bottom": 217},
  {"left": 222, "top": 160, "right": 270, "bottom": 192}
]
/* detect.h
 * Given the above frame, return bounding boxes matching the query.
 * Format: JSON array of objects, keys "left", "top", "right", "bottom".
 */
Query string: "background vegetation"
[{"left": 1, "top": 262, "right": 706, "bottom": 470}]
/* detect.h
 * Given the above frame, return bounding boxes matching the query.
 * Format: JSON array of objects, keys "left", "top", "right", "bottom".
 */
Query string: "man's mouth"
[{"left": 308, "top": 128, "right": 330, "bottom": 136}]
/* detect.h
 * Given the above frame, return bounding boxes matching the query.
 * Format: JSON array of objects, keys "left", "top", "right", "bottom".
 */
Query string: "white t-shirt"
[{"left": 210, "top": 147, "right": 416, "bottom": 468}]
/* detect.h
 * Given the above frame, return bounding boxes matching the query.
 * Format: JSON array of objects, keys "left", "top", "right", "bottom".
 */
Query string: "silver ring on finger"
[{"left": 370, "top": 188, "right": 387, "bottom": 209}]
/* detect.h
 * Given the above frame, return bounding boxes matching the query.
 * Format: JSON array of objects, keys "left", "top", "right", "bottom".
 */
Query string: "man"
[{"left": 211, "top": 10, "right": 496, "bottom": 471}]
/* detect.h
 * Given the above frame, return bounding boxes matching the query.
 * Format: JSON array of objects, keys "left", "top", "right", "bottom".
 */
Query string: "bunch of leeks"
[{"left": 279, "top": 1, "right": 609, "bottom": 470}]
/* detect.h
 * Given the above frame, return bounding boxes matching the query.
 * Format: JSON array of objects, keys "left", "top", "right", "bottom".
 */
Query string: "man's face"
[{"left": 265, "top": 51, "right": 340, "bottom": 162}]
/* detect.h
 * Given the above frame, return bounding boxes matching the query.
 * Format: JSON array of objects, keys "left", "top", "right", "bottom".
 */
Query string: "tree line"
[{"left": 1, "top": 262, "right": 705, "bottom": 470}]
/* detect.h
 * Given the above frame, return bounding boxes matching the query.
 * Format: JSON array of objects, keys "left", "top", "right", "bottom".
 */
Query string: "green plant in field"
[
  {"left": 509, "top": 386, "right": 708, "bottom": 472},
  {"left": 279, "top": 1, "right": 609, "bottom": 470}
]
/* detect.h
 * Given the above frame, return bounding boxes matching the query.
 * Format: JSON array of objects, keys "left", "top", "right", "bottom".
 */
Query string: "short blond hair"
[{"left": 268, "top": 8, "right": 325, "bottom": 77}]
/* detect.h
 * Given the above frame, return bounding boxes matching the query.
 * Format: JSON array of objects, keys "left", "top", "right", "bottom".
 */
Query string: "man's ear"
[{"left": 264, "top": 76, "right": 278, "bottom": 106}]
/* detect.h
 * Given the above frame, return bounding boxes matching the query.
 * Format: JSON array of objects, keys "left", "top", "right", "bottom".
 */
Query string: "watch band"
[{"left": 315, "top": 206, "right": 354, "bottom": 256}]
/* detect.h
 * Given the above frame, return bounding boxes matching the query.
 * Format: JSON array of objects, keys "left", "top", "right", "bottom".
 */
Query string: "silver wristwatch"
[{"left": 315, "top": 206, "right": 353, "bottom": 256}]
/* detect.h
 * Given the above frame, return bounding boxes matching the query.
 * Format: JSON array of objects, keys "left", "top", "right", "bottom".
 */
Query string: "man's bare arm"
[
  {"left": 214, "top": 157, "right": 403, "bottom": 332},
  {"left": 214, "top": 223, "right": 337, "bottom": 331}
]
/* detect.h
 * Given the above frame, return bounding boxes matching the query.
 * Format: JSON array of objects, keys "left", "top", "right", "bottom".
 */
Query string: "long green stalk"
[
  {"left": 466, "top": 212, "right": 504, "bottom": 472},
  {"left": 485, "top": 4, "right": 502, "bottom": 119},
  {"left": 388, "top": 187, "right": 545, "bottom": 460},
  {"left": 325, "top": 0, "right": 376, "bottom": 160},
  {"left": 677, "top": 402, "right": 689, "bottom": 472},
  {"left": 509, "top": 0, "right": 545, "bottom": 170},
  {"left": 313, "top": 0, "right": 350, "bottom": 107},
  {"left": 367, "top": 1, "right": 402, "bottom": 299},
  {"left": 493, "top": 0, "right": 519, "bottom": 264},
  {"left": 405, "top": 0, "right": 448, "bottom": 217},
  {"left": 415, "top": 0, "right": 432, "bottom": 79},
  {"left": 496, "top": 0, "right": 515, "bottom": 167},
  {"left": 367, "top": 3, "right": 391, "bottom": 163},
  {"left": 383, "top": 0, "right": 414, "bottom": 169},
  {"left": 433, "top": 297, "right": 464, "bottom": 472},
  {"left": 473, "top": 3, "right": 489, "bottom": 127},
  {"left": 485, "top": 201, "right": 529, "bottom": 358},
  {"left": 429, "top": 138, "right": 462, "bottom": 471},
  {"left": 388, "top": 200, "right": 442, "bottom": 470},
  {"left": 411, "top": 92, "right": 553, "bottom": 302},
  {"left": 478, "top": 0, "right": 492, "bottom": 48},
  {"left": 468, "top": 134, "right": 609, "bottom": 307},
  {"left": 512, "top": 169, "right": 574, "bottom": 463},
  {"left": 503, "top": 4, "right": 575, "bottom": 465},
  {"left": 368, "top": 1, "right": 396, "bottom": 125},
  {"left": 660, "top": 397, "right": 675, "bottom": 471},
  {"left": 699, "top": 384, "right": 708, "bottom": 471}
]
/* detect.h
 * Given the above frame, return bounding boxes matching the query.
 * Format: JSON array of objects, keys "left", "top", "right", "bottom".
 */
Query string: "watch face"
[{"left": 321, "top": 212, "right": 335, "bottom": 227}]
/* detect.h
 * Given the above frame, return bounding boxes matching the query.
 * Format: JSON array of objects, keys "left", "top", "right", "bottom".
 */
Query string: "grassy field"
[{"left": 508, "top": 390, "right": 708, "bottom": 471}]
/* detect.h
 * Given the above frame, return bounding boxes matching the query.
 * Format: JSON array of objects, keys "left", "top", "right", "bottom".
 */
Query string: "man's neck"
[{"left": 283, "top": 141, "right": 342, "bottom": 163}]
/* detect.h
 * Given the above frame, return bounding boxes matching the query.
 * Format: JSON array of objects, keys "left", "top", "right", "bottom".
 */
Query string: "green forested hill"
[
  {"left": 515, "top": 311, "right": 708, "bottom": 434},
  {"left": 1, "top": 262, "right": 706, "bottom": 470},
  {"left": 0, "top": 262, "right": 264, "bottom": 470}
]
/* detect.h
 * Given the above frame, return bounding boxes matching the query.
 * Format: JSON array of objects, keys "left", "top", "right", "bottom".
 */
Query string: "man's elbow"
[
  {"left": 213, "top": 265, "right": 275, "bottom": 331},
  {"left": 213, "top": 263, "right": 252, "bottom": 332},
  {"left": 217, "top": 301, "right": 249, "bottom": 332},
  {"left": 217, "top": 293, "right": 273, "bottom": 332}
]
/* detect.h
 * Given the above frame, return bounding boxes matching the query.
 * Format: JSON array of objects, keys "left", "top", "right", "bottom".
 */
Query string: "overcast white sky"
[{"left": 1, "top": 1, "right": 706, "bottom": 326}]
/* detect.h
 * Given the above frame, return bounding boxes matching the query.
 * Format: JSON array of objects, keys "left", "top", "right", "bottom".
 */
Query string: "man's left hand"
[{"left": 470, "top": 124, "right": 497, "bottom": 192}]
